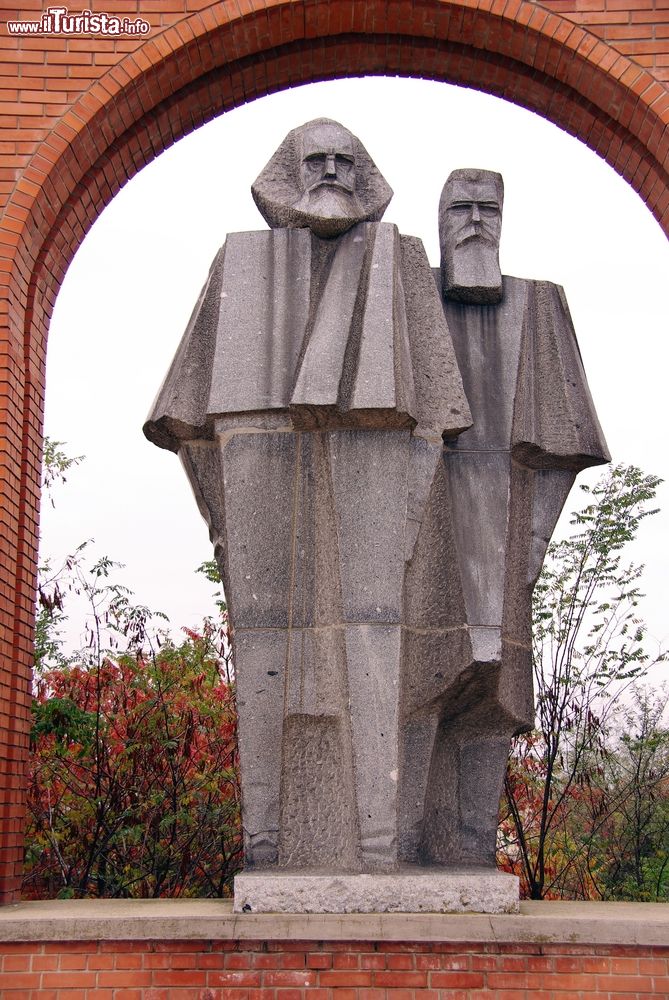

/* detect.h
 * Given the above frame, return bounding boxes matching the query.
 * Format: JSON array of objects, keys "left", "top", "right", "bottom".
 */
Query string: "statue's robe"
[
  {"left": 397, "top": 274, "right": 610, "bottom": 866},
  {"left": 145, "top": 221, "right": 471, "bottom": 871}
]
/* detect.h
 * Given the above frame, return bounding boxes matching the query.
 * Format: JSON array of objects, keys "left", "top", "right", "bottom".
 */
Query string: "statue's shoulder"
[
  {"left": 506, "top": 275, "right": 569, "bottom": 304},
  {"left": 397, "top": 232, "right": 438, "bottom": 289},
  {"left": 397, "top": 230, "right": 429, "bottom": 255},
  {"left": 515, "top": 276, "right": 576, "bottom": 332},
  {"left": 219, "top": 228, "right": 313, "bottom": 247}
]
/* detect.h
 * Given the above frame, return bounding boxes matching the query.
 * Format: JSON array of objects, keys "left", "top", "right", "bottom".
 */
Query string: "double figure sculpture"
[{"left": 145, "top": 120, "right": 609, "bottom": 883}]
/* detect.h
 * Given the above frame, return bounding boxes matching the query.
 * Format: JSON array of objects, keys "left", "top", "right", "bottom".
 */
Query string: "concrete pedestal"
[{"left": 233, "top": 868, "right": 519, "bottom": 914}]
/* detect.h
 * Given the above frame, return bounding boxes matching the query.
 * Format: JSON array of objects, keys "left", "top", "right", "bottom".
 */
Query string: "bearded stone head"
[
  {"left": 439, "top": 168, "right": 504, "bottom": 304},
  {"left": 252, "top": 119, "right": 393, "bottom": 238}
]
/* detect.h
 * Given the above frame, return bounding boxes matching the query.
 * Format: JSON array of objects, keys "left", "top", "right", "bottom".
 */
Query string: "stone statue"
[
  {"left": 405, "top": 167, "right": 610, "bottom": 869},
  {"left": 144, "top": 120, "right": 473, "bottom": 883},
  {"left": 439, "top": 167, "right": 503, "bottom": 304},
  {"left": 143, "top": 135, "right": 609, "bottom": 912}
]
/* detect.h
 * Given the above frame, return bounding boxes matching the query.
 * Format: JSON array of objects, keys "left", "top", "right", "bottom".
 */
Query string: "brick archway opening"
[{"left": 2, "top": 0, "right": 669, "bottom": 902}]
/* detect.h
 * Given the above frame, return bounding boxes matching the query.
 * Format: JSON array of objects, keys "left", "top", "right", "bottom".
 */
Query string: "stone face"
[
  {"left": 233, "top": 870, "right": 520, "bottom": 914},
  {"left": 439, "top": 168, "right": 504, "bottom": 304},
  {"left": 144, "top": 134, "right": 609, "bottom": 911},
  {"left": 251, "top": 118, "right": 393, "bottom": 238}
]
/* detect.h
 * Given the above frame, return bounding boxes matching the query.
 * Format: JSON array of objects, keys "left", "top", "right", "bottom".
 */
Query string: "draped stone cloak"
[
  {"left": 144, "top": 221, "right": 472, "bottom": 872},
  {"left": 397, "top": 273, "right": 611, "bottom": 867},
  {"left": 145, "top": 221, "right": 470, "bottom": 447}
]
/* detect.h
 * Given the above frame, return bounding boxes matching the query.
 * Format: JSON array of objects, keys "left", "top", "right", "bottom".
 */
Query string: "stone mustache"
[{"left": 144, "top": 122, "right": 609, "bottom": 873}]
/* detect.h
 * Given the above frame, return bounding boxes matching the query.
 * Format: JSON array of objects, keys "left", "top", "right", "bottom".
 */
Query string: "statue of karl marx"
[{"left": 144, "top": 120, "right": 473, "bottom": 875}]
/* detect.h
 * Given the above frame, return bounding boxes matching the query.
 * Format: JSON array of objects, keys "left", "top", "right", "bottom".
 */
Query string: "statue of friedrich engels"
[{"left": 144, "top": 121, "right": 609, "bottom": 883}]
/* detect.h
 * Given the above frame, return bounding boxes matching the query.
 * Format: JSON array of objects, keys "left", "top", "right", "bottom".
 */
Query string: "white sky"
[{"left": 41, "top": 76, "right": 669, "bottom": 674}]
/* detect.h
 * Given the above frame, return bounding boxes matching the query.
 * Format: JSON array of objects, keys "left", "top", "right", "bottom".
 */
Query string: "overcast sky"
[{"left": 41, "top": 76, "right": 669, "bottom": 674}]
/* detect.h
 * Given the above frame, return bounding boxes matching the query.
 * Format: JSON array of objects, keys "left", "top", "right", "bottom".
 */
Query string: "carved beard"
[
  {"left": 293, "top": 183, "right": 363, "bottom": 221},
  {"left": 442, "top": 238, "right": 503, "bottom": 305}
]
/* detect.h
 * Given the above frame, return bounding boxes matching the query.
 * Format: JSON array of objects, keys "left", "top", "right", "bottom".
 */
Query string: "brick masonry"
[
  {"left": 0, "top": 939, "right": 668, "bottom": 998},
  {"left": 1, "top": 0, "right": 669, "bottom": 904}
]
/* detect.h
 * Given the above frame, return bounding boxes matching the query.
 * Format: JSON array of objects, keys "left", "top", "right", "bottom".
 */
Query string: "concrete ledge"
[{"left": 0, "top": 900, "right": 667, "bottom": 945}]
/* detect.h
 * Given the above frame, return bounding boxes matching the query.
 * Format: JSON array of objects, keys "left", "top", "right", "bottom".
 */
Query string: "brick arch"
[{"left": 2, "top": 0, "right": 669, "bottom": 902}]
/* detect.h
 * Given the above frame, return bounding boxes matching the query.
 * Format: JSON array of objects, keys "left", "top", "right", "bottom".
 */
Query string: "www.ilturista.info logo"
[{"left": 6, "top": 6, "right": 150, "bottom": 36}]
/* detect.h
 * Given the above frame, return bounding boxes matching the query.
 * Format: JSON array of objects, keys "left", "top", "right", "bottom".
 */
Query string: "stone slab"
[
  {"left": 233, "top": 869, "right": 519, "bottom": 914},
  {"left": 0, "top": 900, "right": 667, "bottom": 945}
]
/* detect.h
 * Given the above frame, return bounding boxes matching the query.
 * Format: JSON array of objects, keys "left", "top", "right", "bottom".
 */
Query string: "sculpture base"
[{"left": 233, "top": 868, "right": 519, "bottom": 914}]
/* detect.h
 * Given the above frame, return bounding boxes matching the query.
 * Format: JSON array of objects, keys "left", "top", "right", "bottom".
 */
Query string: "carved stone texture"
[
  {"left": 144, "top": 223, "right": 471, "bottom": 448},
  {"left": 233, "top": 869, "right": 520, "bottom": 914},
  {"left": 251, "top": 118, "right": 393, "bottom": 238},
  {"left": 423, "top": 169, "right": 610, "bottom": 867},
  {"left": 145, "top": 131, "right": 610, "bottom": 891},
  {"left": 144, "top": 121, "right": 473, "bottom": 877},
  {"left": 439, "top": 168, "right": 504, "bottom": 304}
]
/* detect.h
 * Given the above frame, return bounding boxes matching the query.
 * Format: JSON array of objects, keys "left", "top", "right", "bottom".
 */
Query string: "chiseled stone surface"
[
  {"left": 251, "top": 118, "right": 393, "bottom": 238},
  {"left": 144, "top": 120, "right": 473, "bottom": 881},
  {"left": 144, "top": 128, "right": 608, "bottom": 909},
  {"left": 417, "top": 175, "right": 610, "bottom": 869},
  {"left": 233, "top": 870, "right": 520, "bottom": 914},
  {"left": 439, "top": 168, "right": 504, "bottom": 304}
]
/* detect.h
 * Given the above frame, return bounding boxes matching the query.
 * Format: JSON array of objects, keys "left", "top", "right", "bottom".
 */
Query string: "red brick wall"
[
  {"left": 1, "top": 939, "right": 667, "bottom": 998},
  {"left": 1, "top": 0, "right": 669, "bottom": 904},
  {"left": 545, "top": 0, "right": 669, "bottom": 82}
]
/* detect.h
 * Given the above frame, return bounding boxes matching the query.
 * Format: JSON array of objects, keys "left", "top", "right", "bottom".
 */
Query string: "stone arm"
[
  {"left": 511, "top": 280, "right": 610, "bottom": 472},
  {"left": 143, "top": 246, "right": 226, "bottom": 453}
]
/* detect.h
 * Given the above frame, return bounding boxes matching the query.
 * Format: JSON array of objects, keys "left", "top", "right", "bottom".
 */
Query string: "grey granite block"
[{"left": 233, "top": 869, "right": 520, "bottom": 914}]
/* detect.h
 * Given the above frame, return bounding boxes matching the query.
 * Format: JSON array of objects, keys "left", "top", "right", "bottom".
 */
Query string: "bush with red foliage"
[{"left": 25, "top": 620, "right": 241, "bottom": 899}]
